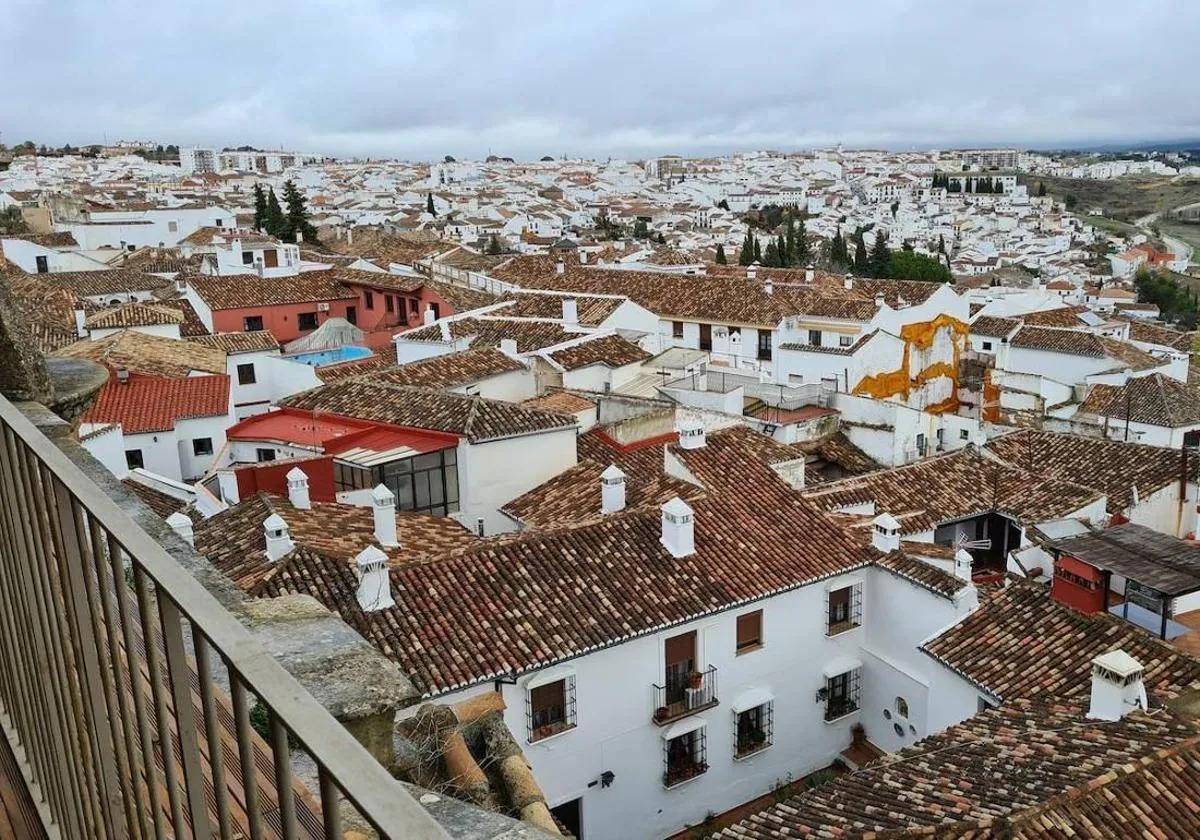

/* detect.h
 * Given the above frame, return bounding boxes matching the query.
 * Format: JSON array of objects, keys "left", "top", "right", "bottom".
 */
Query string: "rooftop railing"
[{"left": 0, "top": 393, "right": 448, "bottom": 839}]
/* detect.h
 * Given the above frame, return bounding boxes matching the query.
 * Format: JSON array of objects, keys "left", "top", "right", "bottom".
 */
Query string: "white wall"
[
  {"left": 232, "top": 354, "right": 322, "bottom": 418},
  {"left": 451, "top": 368, "right": 538, "bottom": 402},
  {"left": 455, "top": 428, "right": 578, "bottom": 534},
  {"left": 89, "top": 323, "right": 181, "bottom": 341},
  {"left": 58, "top": 206, "right": 236, "bottom": 249},
  {"left": 0, "top": 237, "right": 111, "bottom": 273},
  {"left": 78, "top": 423, "right": 130, "bottom": 478}
]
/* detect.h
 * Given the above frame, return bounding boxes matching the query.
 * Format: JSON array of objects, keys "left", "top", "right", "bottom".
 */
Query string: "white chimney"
[
  {"left": 562, "top": 297, "right": 579, "bottom": 328},
  {"left": 578, "top": 250, "right": 588, "bottom": 264},
  {"left": 678, "top": 417, "right": 706, "bottom": 450},
  {"left": 870, "top": 512, "right": 901, "bottom": 553},
  {"left": 371, "top": 484, "right": 399, "bottom": 548},
  {"left": 295, "top": 228, "right": 303, "bottom": 244},
  {"left": 263, "top": 513, "right": 294, "bottom": 562},
  {"left": 844, "top": 274, "right": 854, "bottom": 290},
  {"left": 1087, "top": 651, "right": 1147, "bottom": 721},
  {"left": 166, "top": 511, "right": 194, "bottom": 546},
  {"left": 953, "top": 548, "right": 973, "bottom": 582},
  {"left": 423, "top": 306, "right": 436, "bottom": 326},
  {"left": 74, "top": 308, "right": 87, "bottom": 337},
  {"left": 355, "top": 545, "right": 395, "bottom": 612},
  {"left": 764, "top": 278, "right": 774, "bottom": 295},
  {"left": 347, "top": 226, "right": 354, "bottom": 245},
  {"left": 660, "top": 497, "right": 695, "bottom": 558},
  {"left": 601, "top": 464, "right": 627, "bottom": 514},
  {"left": 874, "top": 293, "right": 885, "bottom": 308},
  {"left": 499, "top": 338, "right": 519, "bottom": 357},
  {"left": 747, "top": 263, "right": 758, "bottom": 281},
  {"left": 805, "top": 265, "right": 815, "bottom": 284},
  {"left": 116, "top": 366, "right": 130, "bottom": 385},
  {"left": 286, "top": 466, "right": 311, "bottom": 510},
  {"left": 555, "top": 258, "right": 565, "bottom": 275}
]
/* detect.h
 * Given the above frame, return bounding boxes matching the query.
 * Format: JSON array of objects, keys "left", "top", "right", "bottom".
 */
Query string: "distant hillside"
[{"left": 1019, "top": 174, "right": 1200, "bottom": 223}]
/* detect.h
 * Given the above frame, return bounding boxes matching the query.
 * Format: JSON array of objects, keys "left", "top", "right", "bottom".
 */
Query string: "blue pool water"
[{"left": 288, "top": 345, "right": 374, "bottom": 367}]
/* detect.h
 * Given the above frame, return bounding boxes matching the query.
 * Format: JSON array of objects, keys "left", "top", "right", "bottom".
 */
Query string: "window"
[
  {"left": 827, "top": 583, "right": 862, "bottom": 635},
  {"left": 672, "top": 321, "right": 684, "bottom": 339},
  {"left": 235, "top": 363, "right": 256, "bottom": 385},
  {"left": 35, "top": 255, "right": 49, "bottom": 274},
  {"left": 385, "top": 295, "right": 394, "bottom": 313},
  {"left": 340, "top": 449, "right": 460, "bottom": 517},
  {"left": 699, "top": 323, "right": 712, "bottom": 351},
  {"left": 808, "top": 329, "right": 822, "bottom": 347},
  {"left": 894, "top": 696, "right": 909, "bottom": 719},
  {"left": 297, "top": 312, "right": 319, "bottom": 331},
  {"left": 916, "top": 433, "right": 926, "bottom": 455},
  {"left": 663, "top": 728, "right": 707, "bottom": 787},
  {"left": 839, "top": 335, "right": 853, "bottom": 347},
  {"left": 981, "top": 340, "right": 993, "bottom": 351},
  {"left": 736, "top": 610, "right": 763, "bottom": 653},
  {"left": 757, "top": 331, "right": 772, "bottom": 361},
  {"left": 824, "top": 668, "right": 861, "bottom": 721},
  {"left": 527, "top": 676, "right": 577, "bottom": 742},
  {"left": 255, "top": 448, "right": 276, "bottom": 462},
  {"left": 430, "top": 302, "right": 441, "bottom": 320},
  {"left": 192, "top": 438, "right": 213, "bottom": 457},
  {"left": 365, "top": 291, "right": 375, "bottom": 310},
  {"left": 168, "top": 221, "right": 178, "bottom": 233},
  {"left": 960, "top": 428, "right": 970, "bottom": 440},
  {"left": 735, "top": 702, "right": 773, "bottom": 758},
  {"left": 242, "top": 250, "right": 254, "bottom": 265},
  {"left": 243, "top": 315, "right": 264, "bottom": 332},
  {"left": 125, "top": 449, "right": 144, "bottom": 470},
  {"left": 214, "top": 218, "right": 224, "bottom": 228},
  {"left": 345, "top": 306, "right": 357, "bottom": 326}
]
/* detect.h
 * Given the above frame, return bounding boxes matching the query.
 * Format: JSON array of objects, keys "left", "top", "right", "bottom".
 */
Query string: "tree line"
[
  {"left": 252, "top": 180, "right": 317, "bottom": 243},
  {"left": 827, "top": 227, "right": 952, "bottom": 283},
  {"left": 1134, "top": 268, "right": 1199, "bottom": 329},
  {"left": 931, "top": 173, "right": 1006, "bottom": 194},
  {"left": 727, "top": 213, "right": 811, "bottom": 267}
]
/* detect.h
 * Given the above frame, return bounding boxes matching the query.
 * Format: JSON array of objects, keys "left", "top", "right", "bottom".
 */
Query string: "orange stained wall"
[{"left": 852, "top": 314, "right": 968, "bottom": 414}]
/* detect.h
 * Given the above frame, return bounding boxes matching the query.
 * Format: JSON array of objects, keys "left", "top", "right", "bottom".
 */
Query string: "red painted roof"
[
  {"left": 225, "top": 407, "right": 457, "bottom": 458},
  {"left": 84, "top": 374, "right": 230, "bottom": 434}
]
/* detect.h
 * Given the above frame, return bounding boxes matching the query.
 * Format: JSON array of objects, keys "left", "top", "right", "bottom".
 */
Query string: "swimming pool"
[{"left": 287, "top": 345, "right": 374, "bottom": 367}]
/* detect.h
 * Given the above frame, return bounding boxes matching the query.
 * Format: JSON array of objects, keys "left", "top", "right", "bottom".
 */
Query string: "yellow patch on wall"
[{"left": 852, "top": 314, "right": 968, "bottom": 414}]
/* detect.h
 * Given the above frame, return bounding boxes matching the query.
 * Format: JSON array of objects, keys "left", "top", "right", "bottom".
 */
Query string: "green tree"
[
  {"left": 793, "top": 216, "right": 810, "bottom": 266},
  {"left": 633, "top": 219, "right": 649, "bottom": 239},
  {"left": 281, "top": 179, "right": 316, "bottom": 243},
  {"left": 717, "top": 199, "right": 730, "bottom": 211},
  {"left": 252, "top": 183, "right": 268, "bottom": 232},
  {"left": 715, "top": 243, "right": 727, "bottom": 265},
  {"left": 853, "top": 229, "right": 868, "bottom": 274},
  {"left": 485, "top": 234, "right": 502, "bottom": 255},
  {"left": 1064, "top": 194, "right": 1078, "bottom": 210},
  {"left": 753, "top": 237, "right": 762, "bottom": 264},
  {"left": 829, "top": 227, "right": 848, "bottom": 267},
  {"left": 0, "top": 206, "right": 28, "bottom": 235},
  {"left": 426, "top": 193, "right": 436, "bottom": 216},
  {"left": 868, "top": 230, "right": 891, "bottom": 278},
  {"left": 738, "top": 231, "right": 754, "bottom": 266},
  {"left": 265, "top": 188, "right": 285, "bottom": 237},
  {"left": 1037, "top": 181, "right": 1047, "bottom": 197},
  {"left": 763, "top": 242, "right": 780, "bottom": 267},
  {"left": 887, "top": 251, "right": 952, "bottom": 283},
  {"left": 776, "top": 234, "right": 788, "bottom": 267}
]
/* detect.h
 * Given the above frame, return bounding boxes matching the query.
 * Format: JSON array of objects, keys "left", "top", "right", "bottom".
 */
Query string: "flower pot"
[{"left": 688, "top": 671, "right": 703, "bottom": 690}]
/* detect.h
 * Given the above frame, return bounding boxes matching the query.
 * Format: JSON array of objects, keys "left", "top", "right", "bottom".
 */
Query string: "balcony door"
[{"left": 664, "top": 630, "right": 696, "bottom": 705}]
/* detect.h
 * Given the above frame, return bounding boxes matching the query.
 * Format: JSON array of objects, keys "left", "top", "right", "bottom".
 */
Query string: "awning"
[
  {"left": 731, "top": 687, "right": 774, "bottom": 714},
  {"left": 661, "top": 716, "right": 706, "bottom": 741},
  {"left": 822, "top": 656, "right": 863, "bottom": 679}
]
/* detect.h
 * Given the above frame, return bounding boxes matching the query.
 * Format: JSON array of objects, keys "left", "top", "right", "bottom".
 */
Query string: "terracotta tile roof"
[
  {"left": 280, "top": 380, "right": 576, "bottom": 443},
  {"left": 151, "top": 298, "right": 209, "bottom": 336},
  {"left": 794, "top": 432, "right": 882, "bottom": 483},
  {"left": 0, "top": 231, "right": 78, "bottom": 248},
  {"left": 401, "top": 317, "right": 577, "bottom": 353},
  {"left": 1019, "top": 305, "right": 1091, "bottom": 328},
  {"left": 83, "top": 374, "right": 229, "bottom": 433},
  {"left": 419, "top": 277, "right": 500, "bottom": 313},
  {"left": 43, "top": 268, "right": 172, "bottom": 298},
  {"left": 922, "top": 579, "right": 1200, "bottom": 702},
  {"left": 779, "top": 329, "right": 875, "bottom": 354},
  {"left": 985, "top": 429, "right": 1198, "bottom": 514},
  {"left": 187, "top": 271, "right": 357, "bottom": 310},
  {"left": 121, "top": 479, "right": 191, "bottom": 519},
  {"left": 713, "top": 699, "right": 1200, "bottom": 839},
  {"left": 311, "top": 342, "right": 398, "bottom": 383},
  {"left": 520, "top": 390, "right": 596, "bottom": 416},
  {"left": 547, "top": 335, "right": 650, "bottom": 370},
  {"left": 324, "top": 268, "right": 424, "bottom": 293},
  {"left": 873, "top": 550, "right": 966, "bottom": 599},
  {"left": 84, "top": 301, "right": 184, "bottom": 329},
  {"left": 1080, "top": 373, "right": 1200, "bottom": 428},
  {"left": 1126, "top": 319, "right": 1196, "bottom": 351},
  {"left": 493, "top": 292, "right": 624, "bottom": 325},
  {"left": 1011, "top": 326, "right": 1162, "bottom": 370},
  {"left": 969, "top": 314, "right": 1022, "bottom": 337},
  {"left": 357, "top": 348, "right": 525, "bottom": 390},
  {"left": 801, "top": 447, "right": 1102, "bottom": 535},
  {"left": 187, "top": 330, "right": 280, "bottom": 355},
  {"left": 55, "top": 330, "right": 227, "bottom": 377},
  {"left": 180, "top": 226, "right": 280, "bottom": 246}
]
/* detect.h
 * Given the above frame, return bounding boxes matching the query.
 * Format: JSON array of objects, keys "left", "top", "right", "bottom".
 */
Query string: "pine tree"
[
  {"left": 426, "top": 193, "right": 436, "bottom": 216},
  {"left": 281, "top": 180, "right": 316, "bottom": 243},
  {"left": 764, "top": 242, "right": 780, "bottom": 267},
  {"left": 753, "top": 238, "right": 762, "bottom": 264},
  {"left": 1037, "top": 181, "right": 1047, "bottom": 197},
  {"left": 485, "top": 234, "right": 502, "bottom": 255},
  {"left": 868, "top": 230, "right": 891, "bottom": 278},
  {"left": 265, "top": 188, "right": 285, "bottom": 238},
  {"left": 853, "top": 229, "right": 868, "bottom": 274},
  {"left": 785, "top": 217, "right": 796, "bottom": 264},
  {"left": 715, "top": 243, "right": 727, "bottom": 265},
  {"left": 252, "top": 183, "right": 267, "bottom": 232}
]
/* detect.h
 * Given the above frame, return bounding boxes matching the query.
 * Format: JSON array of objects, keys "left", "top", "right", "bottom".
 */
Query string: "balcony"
[
  {"left": 652, "top": 666, "right": 718, "bottom": 725},
  {"left": 0, "top": 393, "right": 449, "bottom": 839}
]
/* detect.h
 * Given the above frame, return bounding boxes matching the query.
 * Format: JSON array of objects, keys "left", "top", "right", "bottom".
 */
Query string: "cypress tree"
[
  {"left": 1037, "top": 181, "right": 1047, "bottom": 197},
  {"left": 785, "top": 217, "right": 796, "bottom": 264},
  {"left": 738, "top": 231, "right": 754, "bottom": 266},
  {"left": 265, "top": 188, "right": 284, "bottom": 238},
  {"left": 853, "top": 229, "right": 868, "bottom": 274},
  {"left": 794, "top": 216, "right": 810, "bottom": 265},
  {"left": 715, "top": 243, "right": 727, "bottom": 265},
  {"left": 281, "top": 179, "right": 316, "bottom": 243},
  {"left": 776, "top": 234, "right": 788, "bottom": 267},
  {"left": 753, "top": 238, "right": 762, "bottom": 264},
  {"left": 831, "top": 227, "right": 847, "bottom": 266},
  {"left": 869, "top": 230, "right": 891, "bottom": 278},
  {"left": 252, "top": 183, "right": 267, "bottom": 232},
  {"left": 426, "top": 193, "right": 436, "bottom": 216},
  {"left": 764, "top": 242, "right": 779, "bottom": 268}
]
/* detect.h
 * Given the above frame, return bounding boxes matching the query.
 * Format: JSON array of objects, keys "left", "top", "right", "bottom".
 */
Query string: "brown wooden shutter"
[
  {"left": 664, "top": 630, "right": 696, "bottom": 667},
  {"left": 736, "top": 610, "right": 762, "bottom": 650},
  {"left": 530, "top": 680, "right": 564, "bottom": 718}
]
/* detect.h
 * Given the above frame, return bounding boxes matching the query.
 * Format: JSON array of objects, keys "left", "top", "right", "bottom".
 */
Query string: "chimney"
[
  {"left": 286, "top": 466, "right": 311, "bottom": 510},
  {"left": 871, "top": 512, "right": 901, "bottom": 553},
  {"left": 953, "top": 548, "right": 973, "bottom": 582},
  {"left": 498, "top": 337, "right": 519, "bottom": 357},
  {"left": 764, "top": 278, "right": 774, "bottom": 295},
  {"left": 116, "top": 366, "right": 130, "bottom": 385},
  {"left": 601, "top": 464, "right": 627, "bottom": 514},
  {"left": 295, "top": 228, "right": 303, "bottom": 244},
  {"left": 678, "top": 417, "right": 706, "bottom": 450},
  {"left": 347, "top": 226, "right": 354, "bottom": 245},
  {"left": 660, "top": 497, "right": 695, "bottom": 558},
  {"left": 263, "top": 513, "right": 294, "bottom": 562},
  {"left": 355, "top": 545, "right": 395, "bottom": 612},
  {"left": 844, "top": 274, "right": 854, "bottom": 290},
  {"left": 555, "top": 258, "right": 565, "bottom": 275},
  {"left": 371, "top": 484, "right": 399, "bottom": 548},
  {"left": 74, "top": 308, "right": 87, "bottom": 337},
  {"left": 747, "top": 263, "right": 758, "bottom": 281},
  {"left": 874, "top": 293, "right": 885, "bottom": 308},
  {"left": 805, "top": 265, "right": 815, "bottom": 284},
  {"left": 423, "top": 305, "right": 436, "bottom": 326},
  {"left": 1087, "top": 651, "right": 1147, "bottom": 721},
  {"left": 166, "top": 511, "right": 194, "bottom": 546},
  {"left": 562, "top": 297, "right": 579, "bottom": 328},
  {"left": 579, "top": 250, "right": 588, "bottom": 264}
]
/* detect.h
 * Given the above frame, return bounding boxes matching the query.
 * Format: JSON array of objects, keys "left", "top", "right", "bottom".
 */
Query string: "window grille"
[
  {"left": 734, "top": 702, "right": 773, "bottom": 758},
  {"left": 663, "top": 727, "right": 707, "bottom": 787},
  {"left": 826, "top": 583, "right": 863, "bottom": 635},
  {"left": 824, "top": 668, "right": 862, "bottom": 721},
  {"left": 525, "top": 675, "right": 577, "bottom": 742}
]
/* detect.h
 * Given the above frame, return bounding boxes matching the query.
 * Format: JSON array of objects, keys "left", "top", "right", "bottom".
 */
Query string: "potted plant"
[
  {"left": 688, "top": 670, "right": 703, "bottom": 690},
  {"left": 750, "top": 728, "right": 767, "bottom": 747},
  {"left": 654, "top": 706, "right": 669, "bottom": 722}
]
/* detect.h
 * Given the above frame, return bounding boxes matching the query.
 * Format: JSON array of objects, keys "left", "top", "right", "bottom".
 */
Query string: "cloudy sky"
[{"left": 2, "top": 0, "right": 1197, "bottom": 161}]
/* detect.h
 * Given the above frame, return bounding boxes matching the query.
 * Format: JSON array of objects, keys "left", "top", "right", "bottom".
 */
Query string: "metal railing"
[
  {"left": 0, "top": 394, "right": 448, "bottom": 840},
  {"left": 651, "top": 666, "right": 718, "bottom": 726}
]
